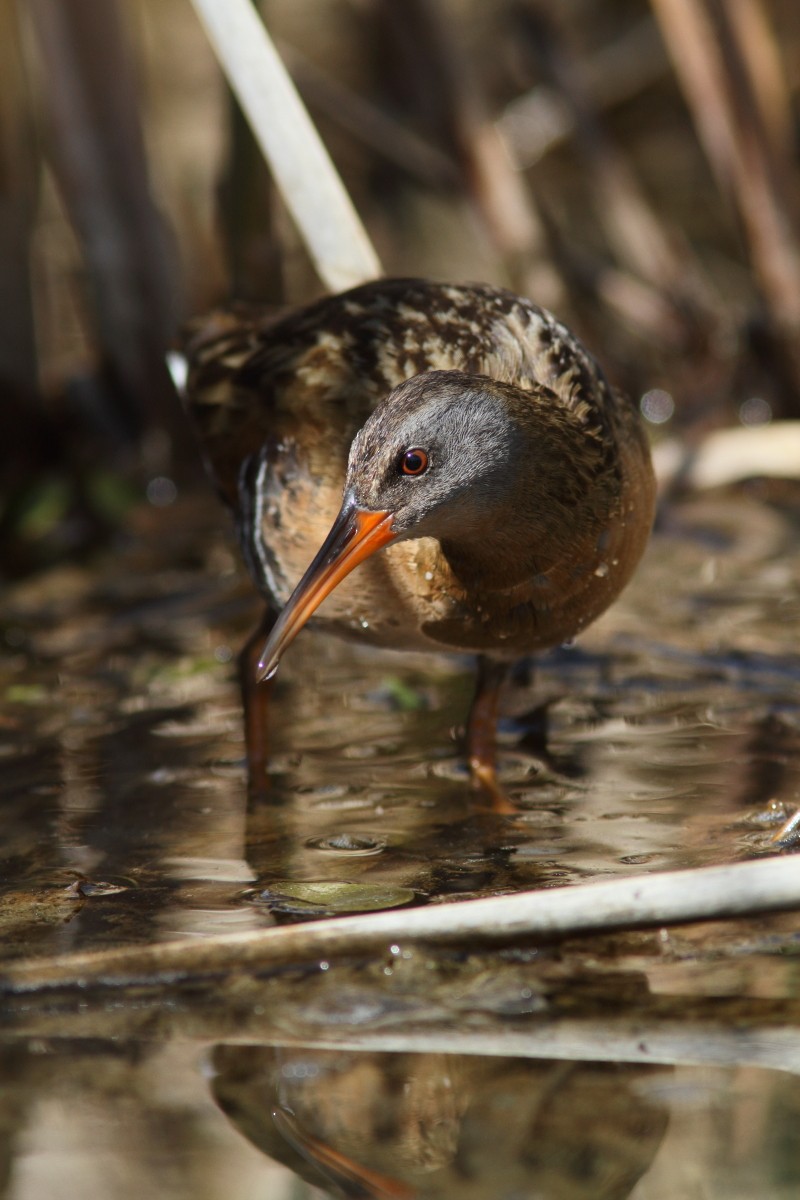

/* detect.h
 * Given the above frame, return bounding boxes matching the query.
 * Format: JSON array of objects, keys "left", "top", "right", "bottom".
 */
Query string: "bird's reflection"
[{"left": 211, "top": 1044, "right": 668, "bottom": 1199}]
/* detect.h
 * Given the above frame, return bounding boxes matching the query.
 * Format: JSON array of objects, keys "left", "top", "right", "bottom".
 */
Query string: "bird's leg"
[
  {"left": 239, "top": 609, "right": 277, "bottom": 799},
  {"left": 466, "top": 656, "right": 515, "bottom": 813}
]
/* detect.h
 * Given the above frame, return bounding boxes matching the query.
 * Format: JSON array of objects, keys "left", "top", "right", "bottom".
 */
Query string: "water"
[{"left": 1, "top": 483, "right": 800, "bottom": 1197}]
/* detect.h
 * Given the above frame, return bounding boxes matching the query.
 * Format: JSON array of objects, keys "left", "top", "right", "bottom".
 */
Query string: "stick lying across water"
[{"left": 2, "top": 856, "right": 797, "bottom": 993}]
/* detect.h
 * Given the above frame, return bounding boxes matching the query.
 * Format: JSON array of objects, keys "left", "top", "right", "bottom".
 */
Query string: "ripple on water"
[{"left": 305, "top": 832, "right": 387, "bottom": 857}]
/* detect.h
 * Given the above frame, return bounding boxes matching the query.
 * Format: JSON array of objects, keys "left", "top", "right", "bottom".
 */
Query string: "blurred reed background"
[{"left": 2, "top": 0, "right": 799, "bottom": 575}]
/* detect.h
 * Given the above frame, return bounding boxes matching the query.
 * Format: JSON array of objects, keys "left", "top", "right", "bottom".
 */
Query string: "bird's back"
[{"left": 185, "top": 280, "right": 622, "bottom": 488}]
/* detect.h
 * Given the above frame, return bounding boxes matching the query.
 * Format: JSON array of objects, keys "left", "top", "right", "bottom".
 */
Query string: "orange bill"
[
  {"left": 257, "top": 502, "right": 395, "bottom": 682},
  {"left": 271, "top": 1107, "right": 415, "bottom": 1200}
]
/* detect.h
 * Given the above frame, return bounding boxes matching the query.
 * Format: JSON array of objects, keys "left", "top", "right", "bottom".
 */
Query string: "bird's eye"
[{"left": 399, "top": 448, "right": 429, "bottom": 476}]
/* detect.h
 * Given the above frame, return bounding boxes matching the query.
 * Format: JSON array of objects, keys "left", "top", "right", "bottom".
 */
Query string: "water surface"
[{"left": 1, "top": 483, "right": 800, "bottom": 1197}]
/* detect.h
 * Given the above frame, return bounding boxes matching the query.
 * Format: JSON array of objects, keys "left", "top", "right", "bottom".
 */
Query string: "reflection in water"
[
  {"left": 270, "top": 1106, "right": 417, "bottom": 1200},
  {"left": 3, "top": 493, "right": 800, "bottom": 1194},
  {"left": 211, "top": 1046, "right": 668, "bottom": 1200},
  {"left": 0, "top": 1036, "right": 799, "bottom": 1197}
]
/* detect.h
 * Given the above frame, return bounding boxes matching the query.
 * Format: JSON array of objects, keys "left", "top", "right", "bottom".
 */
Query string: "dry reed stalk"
[
  {"left": 282, "top": 43, "right": 459, "bottom": 190},
  {"left": 25, "top": 0, "right": 182, "bottom": 444},
  {"left": 500, "top": 18, "right": 669, "bottom": 169},
  {"left": 532, "top": 197, "right": 690, "bottom": 348},
  {"left": 651, "top": 0, "right": 800, "bottom": 400},
  {"left": 218, "top": 99, "right": 287, "bottom": 305},
  {"left": 0, "top": 0, "right": 38, "bottom": 396},
  {"left": 515, "top": 7, "right": 712, "bottom": 329},
  {"left": 726, "top": 0, "right": 795, "bottom": 177},
  {"left": 375, "top": 0, "right": 545, "bottom": 272},
  {"left": 189, "top": 0, "right": 381, "bottom": 293}
]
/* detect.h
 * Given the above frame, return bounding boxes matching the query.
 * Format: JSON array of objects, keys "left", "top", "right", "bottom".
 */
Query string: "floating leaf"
[{"left": 259, "top": 880, "right": 416, "bottom": 916}]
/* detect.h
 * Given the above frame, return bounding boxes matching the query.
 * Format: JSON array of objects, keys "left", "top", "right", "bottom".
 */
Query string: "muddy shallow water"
[{"left": 1, "top": 482, "right": 800, "bottom": 1198}]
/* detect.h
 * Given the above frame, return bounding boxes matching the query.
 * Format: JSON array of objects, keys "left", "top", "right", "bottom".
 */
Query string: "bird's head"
[{"left": 256, "top": 370, "right": 574, "bottom": 680}]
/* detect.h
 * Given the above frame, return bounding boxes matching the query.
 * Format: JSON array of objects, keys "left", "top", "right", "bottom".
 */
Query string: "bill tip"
[{"left": 257, "top": 659, "right": 279, "bottom": 683}]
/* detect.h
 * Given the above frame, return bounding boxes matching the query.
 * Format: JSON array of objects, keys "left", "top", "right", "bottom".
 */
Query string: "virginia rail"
[{"left": 185, "top": 278, "right": 655, "bottom": 806}]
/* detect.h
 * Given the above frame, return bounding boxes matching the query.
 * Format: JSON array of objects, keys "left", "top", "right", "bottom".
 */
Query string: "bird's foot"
[{"left": 469, "top": 757, "right": 517, "bottom": 814}]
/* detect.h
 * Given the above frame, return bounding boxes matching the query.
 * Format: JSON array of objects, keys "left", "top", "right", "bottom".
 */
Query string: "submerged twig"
[
  {"left": 2, "top": 856, "right": 798, "bottom": 994},
  {"left": 189, "top": 0, "right": 381, "bottom": 292}
]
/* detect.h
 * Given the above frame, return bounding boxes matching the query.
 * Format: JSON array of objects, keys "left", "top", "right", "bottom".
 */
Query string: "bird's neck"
[{"left": 439, "top": 523, "right": 557, "bottom": 593}]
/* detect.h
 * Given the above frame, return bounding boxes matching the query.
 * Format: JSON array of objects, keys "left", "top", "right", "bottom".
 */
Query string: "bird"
[{"left": 184, "top": 278, "right": 656, "bottom": 808}]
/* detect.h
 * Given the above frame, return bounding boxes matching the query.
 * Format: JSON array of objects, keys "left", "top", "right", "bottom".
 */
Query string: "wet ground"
[{"left": 1, "top": 481, "right": 800, "bottom": 1198}]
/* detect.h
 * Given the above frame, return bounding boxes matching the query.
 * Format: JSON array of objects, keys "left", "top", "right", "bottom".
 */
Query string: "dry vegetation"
[{"left": 2, "top": 0, "right": 800, "bottom": 571}]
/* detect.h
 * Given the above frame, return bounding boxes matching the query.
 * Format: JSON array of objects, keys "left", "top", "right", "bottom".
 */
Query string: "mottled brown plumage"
[{"left": 185, "top": 278, "right": 655, "bottom": 803}]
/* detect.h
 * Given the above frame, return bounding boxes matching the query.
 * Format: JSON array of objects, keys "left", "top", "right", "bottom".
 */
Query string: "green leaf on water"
[{"left": 261, "top": 879, "right": 416, "bottom": 915}]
